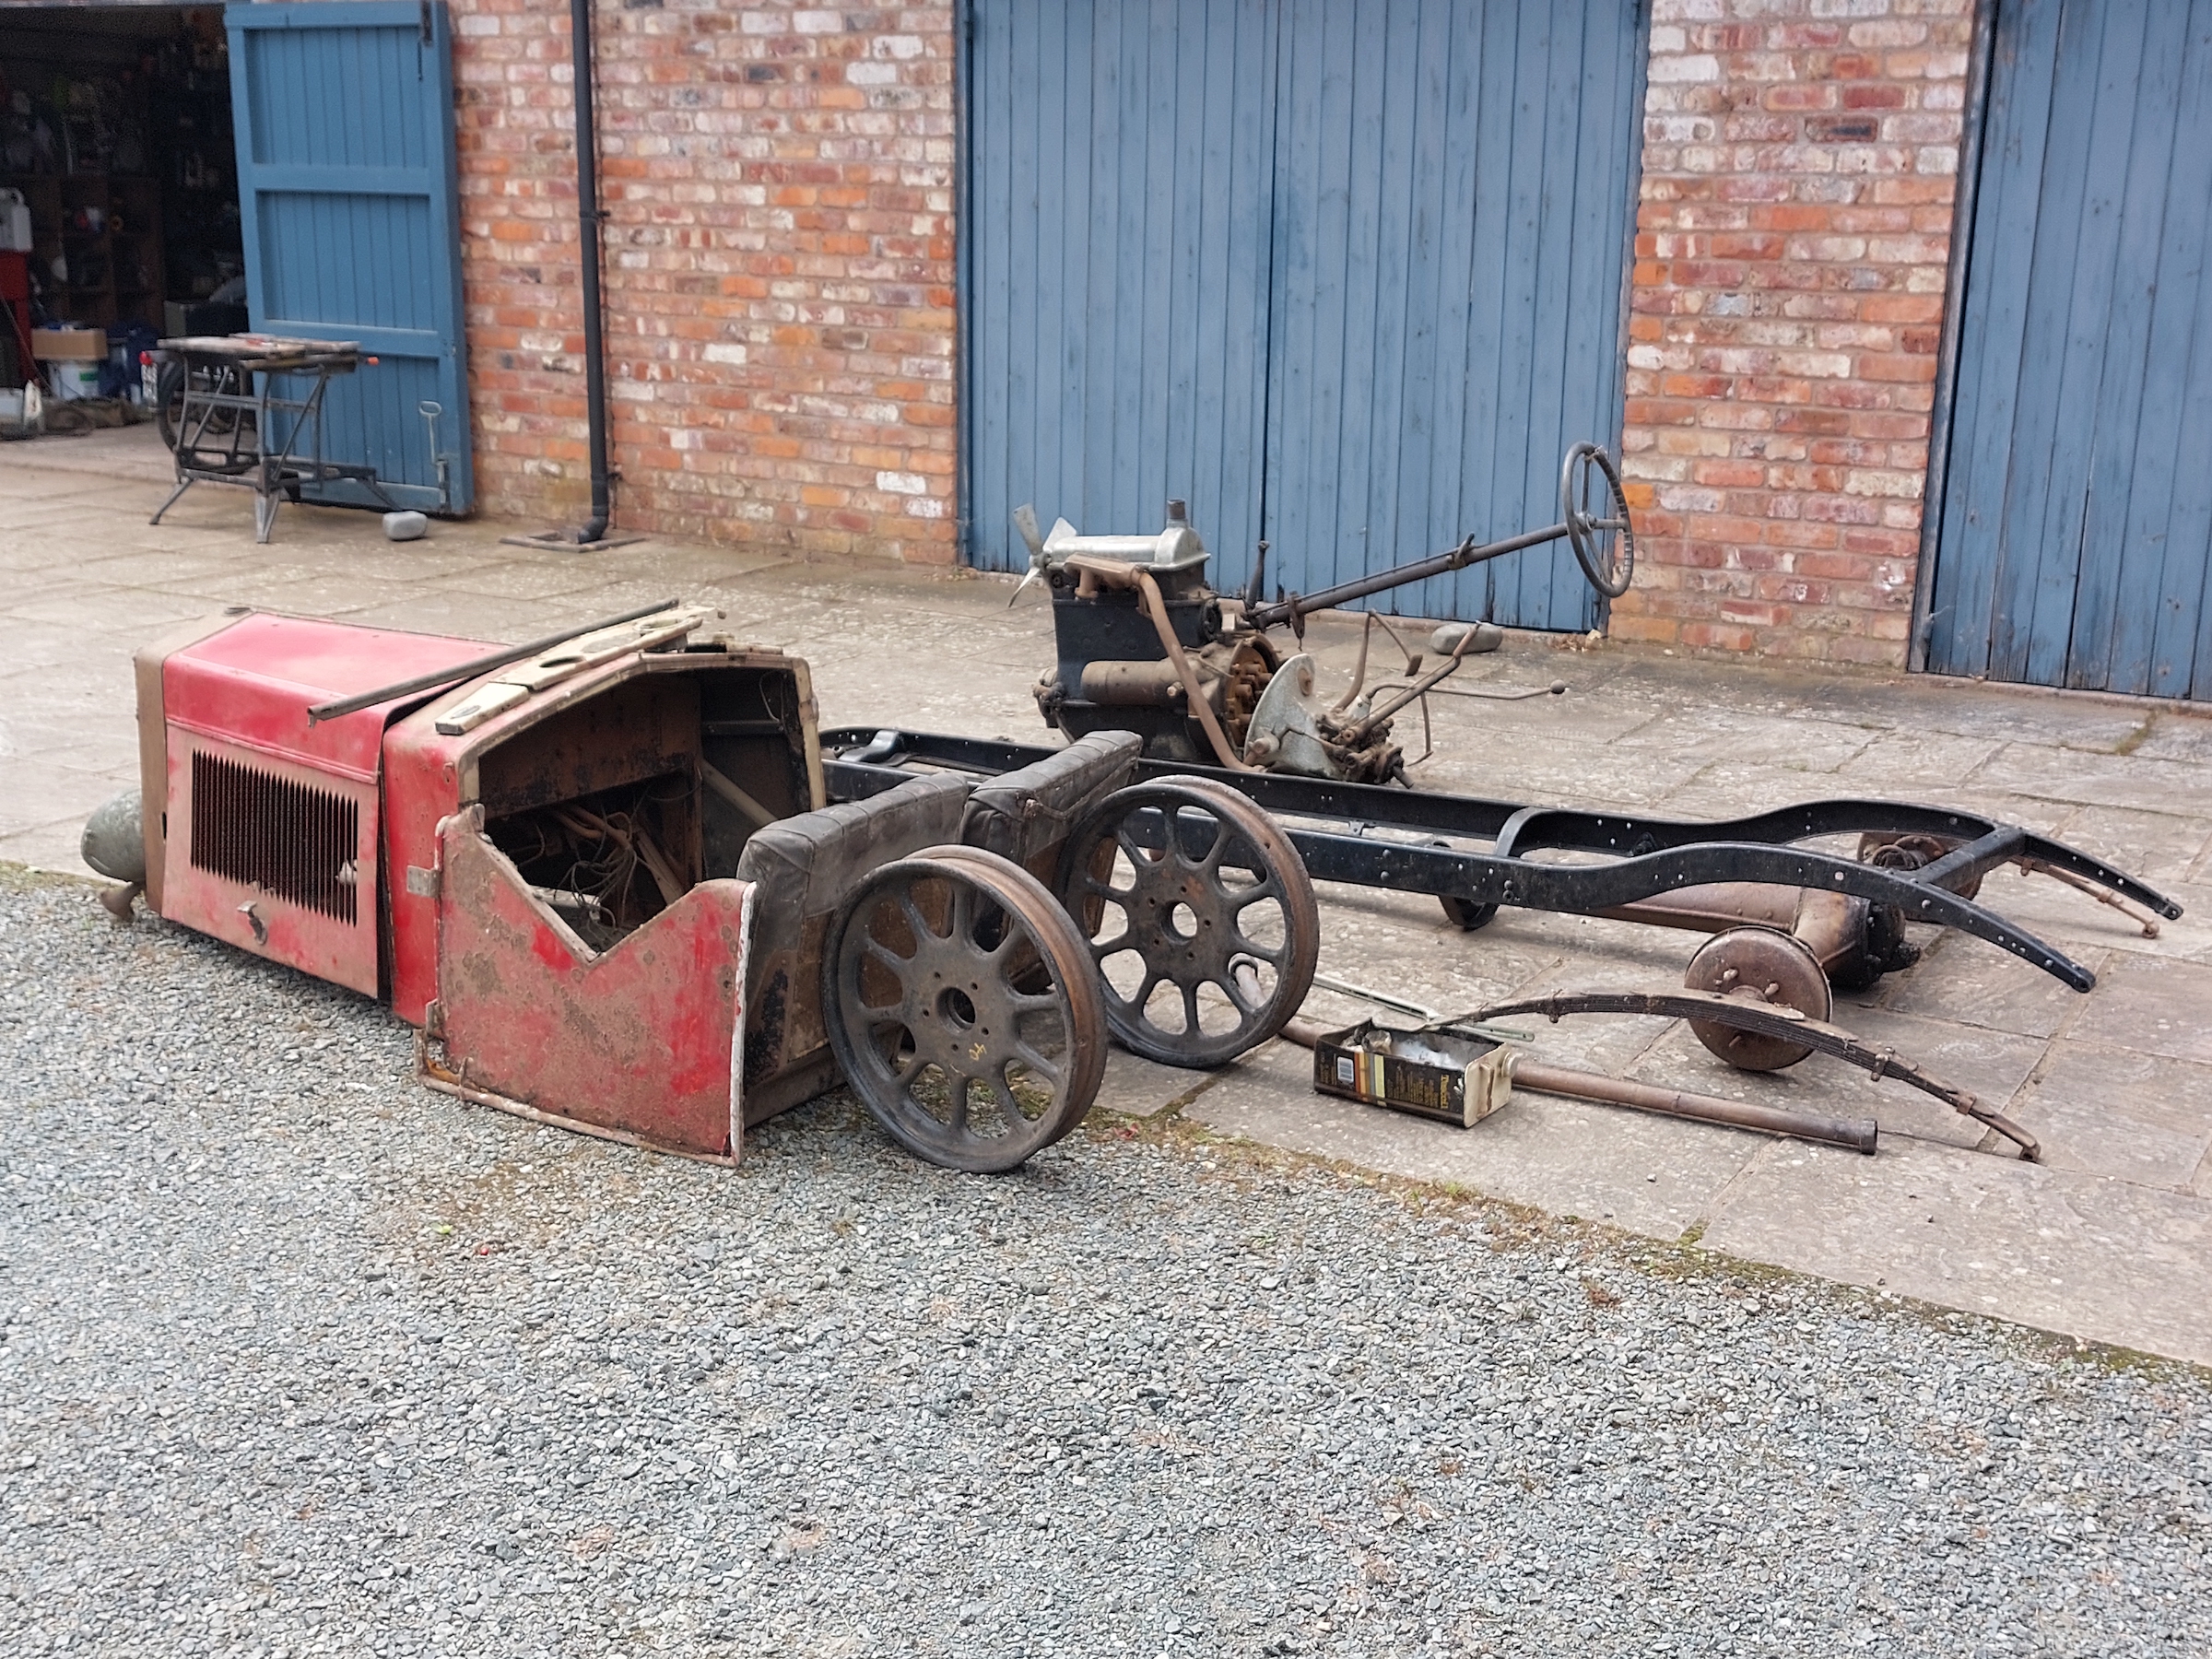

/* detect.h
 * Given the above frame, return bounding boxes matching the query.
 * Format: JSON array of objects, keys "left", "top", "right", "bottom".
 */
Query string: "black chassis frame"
[{"left": 819, "top": 726, "right": 2183, "bottom": 995}]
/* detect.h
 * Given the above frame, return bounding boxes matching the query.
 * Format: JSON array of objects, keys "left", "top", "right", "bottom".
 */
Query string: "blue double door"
[
  {"left": 226, "top": 2, "right": 472, "bottom": 513},
  {"left": 964, "top": 0, "right": 1647, "bottom": 629},
  {"left": 1925, "top": 0, "right": 2212, "bottom": 698}
]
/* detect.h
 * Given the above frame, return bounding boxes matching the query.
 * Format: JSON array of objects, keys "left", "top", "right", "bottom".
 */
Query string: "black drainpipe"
[{"left": 569, "top": 0, "right": 611, "bottom": 544}]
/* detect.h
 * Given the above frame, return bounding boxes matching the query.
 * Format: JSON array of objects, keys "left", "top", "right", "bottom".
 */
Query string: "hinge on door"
[{"left": 420, "top": 0, "right": 433, "bottom": 44}]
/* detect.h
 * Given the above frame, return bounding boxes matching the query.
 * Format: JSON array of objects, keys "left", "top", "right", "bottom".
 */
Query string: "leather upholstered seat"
[{"left": 733, "top": 771, "right": 971, "bottom": 1123}]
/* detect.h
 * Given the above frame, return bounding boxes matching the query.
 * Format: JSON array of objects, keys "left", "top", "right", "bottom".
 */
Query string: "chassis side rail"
[
  {"left": 819, "top": 728, "right": 2175, "bottom": 992},
  {"left": 1488, "top": 803, "right": 2179, "bottom": 920},
  {"left": 823, "top": 728, "right": 2179, "bottom": 921},
  {"left": 1277, "top": 828, "right": 2100, "bottom": 991}
]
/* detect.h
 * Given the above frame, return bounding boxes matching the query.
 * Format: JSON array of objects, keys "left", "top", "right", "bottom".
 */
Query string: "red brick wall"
[
  {"left": 1613, "top": 0, "right": 1973, "bottom": 665},
  {"left": 452, "top": 1, "right": 959, "bottom": 560}
]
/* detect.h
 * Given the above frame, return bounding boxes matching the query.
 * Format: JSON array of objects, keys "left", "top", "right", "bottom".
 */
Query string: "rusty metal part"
[
  {"left": 822, "top": 846, "right": 1106, "bottom": 1171},
  {"left": 431, "top": 805, "right": 752, "bottom": 1161},
  {"left": 1079, "top": 660, "right": 1185, "bottom": 705},
  {"left": 1275, "top": 1016, "right": 1877, "bottom": 1152},
  {"left": 98, "top": 881, "right": 144, "bottom": 920},
  {"left": 1216, "top": 638, "right": 1277, "bottom": 751},
  {"left": 1065, "top": 555, "right": 1257, "bottom": 773},
  {"left": 1056, "top": 776, "right": 1320, "bottom": 1067},
  {"left": 1586, "top": 884, "right": 1915, "bottom": 994},
  {"left": 1468, "top": 987, "right": 2040, "bottom": 1160},
  {"left": 2020, "top": 858, "right": 2164, "bottom": 937},
  {"left": 1507, "top": 1056, "right": 1877, "bottom": 1154},
  {"left": 1860, "top": 830, "right": 1985, "bottom": 901},
  {"left": 305, "top": 596, "right": 681, "bottom": 724},
  {"left": 1682, "top": 925, "right": 1833, "bottom": 1071}
]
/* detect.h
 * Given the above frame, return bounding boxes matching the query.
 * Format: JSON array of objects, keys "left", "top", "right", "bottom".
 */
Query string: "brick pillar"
[
  {"left": 453, "top": 1, "right": 959, "bottom": 561},
  {"left": 1613, "top": 1, "right": 1974, "bottom": 665}
]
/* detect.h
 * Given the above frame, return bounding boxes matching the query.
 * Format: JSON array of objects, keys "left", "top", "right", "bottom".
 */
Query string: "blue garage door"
[
  {"left": 1924, "top": 0, "right": 2212, "bottom": 698},
  {"left": 227, "top": 2, "right": 473, "bottom": 513},
  {"left": 963, "top": 0, "right": 1647, "bottom": 629}
]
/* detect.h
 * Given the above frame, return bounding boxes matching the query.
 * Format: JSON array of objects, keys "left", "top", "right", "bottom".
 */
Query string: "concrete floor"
[{"left": 6, "top": 422, "right": 2211, "bottom": 1363}]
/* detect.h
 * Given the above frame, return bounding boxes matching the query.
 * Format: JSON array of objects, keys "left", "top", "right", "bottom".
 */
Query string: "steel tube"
[
  {"left": 1244, "top": 522, "right": 1568, "bottom": 630},
  {"left": 1510, "top": 1058, "right": 1878, "bottom": 1154}
]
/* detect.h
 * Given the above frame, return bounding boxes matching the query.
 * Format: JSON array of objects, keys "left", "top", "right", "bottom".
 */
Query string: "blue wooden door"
[
  {"left": 966, "top": 0, "right": 1281, "bottom": 594},
  {"left": 1924, "top": 0, "right": 2212, "bottom": 698},
  {"left": 963, "top": 0, "right": 1646, "bottom": 628},
  {"left": 1263, "top": 0, "right": 1643, "bottom": 628},
  {"left": 226, "top": 2, "right": 473, "bottom": 513}
]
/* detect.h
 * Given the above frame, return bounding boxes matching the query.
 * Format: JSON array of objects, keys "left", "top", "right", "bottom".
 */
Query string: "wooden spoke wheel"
[
  {"left": 824, "top": 847, "right": 1106, "bottom": 1172},
  {"left": 1055, "top": 777, "right": 1320, "bottom": 1068}
]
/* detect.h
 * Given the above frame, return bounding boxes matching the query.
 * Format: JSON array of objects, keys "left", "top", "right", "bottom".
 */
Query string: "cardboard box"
[
  {"left": 32, "top": 327, "right": 107, "bottom": 361},
  {"left": 1312, "top": 1020, "right": 1515, "bottom": 1129}
]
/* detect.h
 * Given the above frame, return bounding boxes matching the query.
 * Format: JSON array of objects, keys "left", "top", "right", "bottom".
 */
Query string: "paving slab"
[
  {"left": 2065, "top": 952, "right": 2212, "bottom": 1065},
  {"left": 1866, "top": 926, "right": 2103, "bottom": 1040},
  {"left": 2010, "top": 1040, "right": 2212, "bottom": 1190},
  {"left": 1699, "top": 1135, "right": 2212, "bottom": 1365}
]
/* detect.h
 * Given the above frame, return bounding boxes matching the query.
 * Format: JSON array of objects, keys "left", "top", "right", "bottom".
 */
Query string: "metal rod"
[
  {"left": 570, "top": 0, "right": 612, "bottom": 543},
  {"left": 1244, "top": 522, "right": 1568, "bottom": 631},
  {"left": 305, "top": 596, "right": 680, "bottom": 724},
  {"left": 1509, "top": 1057, "right": 1878, "bottom": 1154}
]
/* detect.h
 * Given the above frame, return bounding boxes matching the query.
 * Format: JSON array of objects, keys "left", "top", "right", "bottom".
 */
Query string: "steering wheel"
[{"left": 1559, "top": 442, "right": 1635, "bottom": 598}]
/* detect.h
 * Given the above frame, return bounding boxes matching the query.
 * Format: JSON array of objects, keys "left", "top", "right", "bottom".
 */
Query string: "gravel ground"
[{"left": 2, "top": 866, "right": 2207, "bottom": 1659}]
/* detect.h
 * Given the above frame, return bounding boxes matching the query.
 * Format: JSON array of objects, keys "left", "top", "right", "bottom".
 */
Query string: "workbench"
[{"left": 151, "top": 333, "right": 399, "bottom": 542}]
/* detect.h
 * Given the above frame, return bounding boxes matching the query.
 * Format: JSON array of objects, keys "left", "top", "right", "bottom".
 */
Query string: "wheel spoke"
[
  {"left": 1179, "top": 979, "right": 1202, "bottom": 1035},
  {"left": 944, "top": 1074, "right": 971, "bottom": 1133},
  {"left": 988, "top": 1068, "right": 1029, "bottom": 1125},
  {"left": 897, "top": 890, "right": 940, "bottom": 947},
  {"left": 1115, "top": 822, "right": 1163, "bottom": 870},
  {"left": 1011, "top": 1042, "right": 1064, "bottom": 1085},
  {"left": 1195, "top": 826, "right": 1237, "bottom": 877},
  {"left": 1230, "top": 930, "right": 1286, "bottom": 963},
  {"left": 1214, "top": 971, "right": 1261, "bottom": 1017},
  {"left": 891, "top": 1047, "right": 929, "bottom": 1089},
  {"left": 1121, "top": 968, "right": 1164, "bottom": 1018},
  {"left": 1007, "top": 990, "right": 1064, "bottom": 1015},
  {"left": 863, "top": 937, "right": 913, "bottom": 973},
  {"left": 1229, "top": 877, "right": 1282, "bottom": 912}
]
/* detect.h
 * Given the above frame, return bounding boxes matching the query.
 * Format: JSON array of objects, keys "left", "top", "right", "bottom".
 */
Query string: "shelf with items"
[{"left": 0, "top": 171, "right": 163, "bottom": 333}]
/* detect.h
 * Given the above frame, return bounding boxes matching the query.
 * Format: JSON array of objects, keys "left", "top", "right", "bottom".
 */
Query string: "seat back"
[
  {"left": 733, "top": 771, "right": 971, "bottom": 1122},
  {"left": 961, "top": 732, "right": 1143, "bottom": 883}
]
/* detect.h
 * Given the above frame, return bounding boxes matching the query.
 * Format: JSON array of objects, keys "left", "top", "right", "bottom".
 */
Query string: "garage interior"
[{"left": 0, "top": 4, "right": 244, "bottom": 408}]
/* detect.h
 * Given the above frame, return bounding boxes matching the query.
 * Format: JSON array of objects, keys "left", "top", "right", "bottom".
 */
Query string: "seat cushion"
[
  {"left": 734, "top": 771, "right": 971, "bottom": 1112},
  {"left": 961, "top": 732, "right": 1143, "bottom": 875}
]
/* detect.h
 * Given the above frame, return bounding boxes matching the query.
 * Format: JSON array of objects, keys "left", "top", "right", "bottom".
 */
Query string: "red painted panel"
[
  {"left": 380, "top": 650, "right": 653, "bottom": 1027},
  {"left": 381, "top": 709, "right": 468, "bottom": 1025},
  {"left": 159, "top": 729, "right": 382, "bottom": 994},
  {"left": 166, "top": 613, "right": 495, "bottom": 781},
  {"left": 434, "top": 808, "right": 752, "bottom": 1160}
]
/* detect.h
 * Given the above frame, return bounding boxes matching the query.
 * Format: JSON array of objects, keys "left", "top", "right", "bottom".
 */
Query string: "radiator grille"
[{"left": 189, "top": 751, "right": 360, "bottom": 924}]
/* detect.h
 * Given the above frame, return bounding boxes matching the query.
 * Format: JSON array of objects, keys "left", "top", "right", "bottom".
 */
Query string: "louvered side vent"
[{"left": 189, "top": 750, "right": 360, "bottom": 923}]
